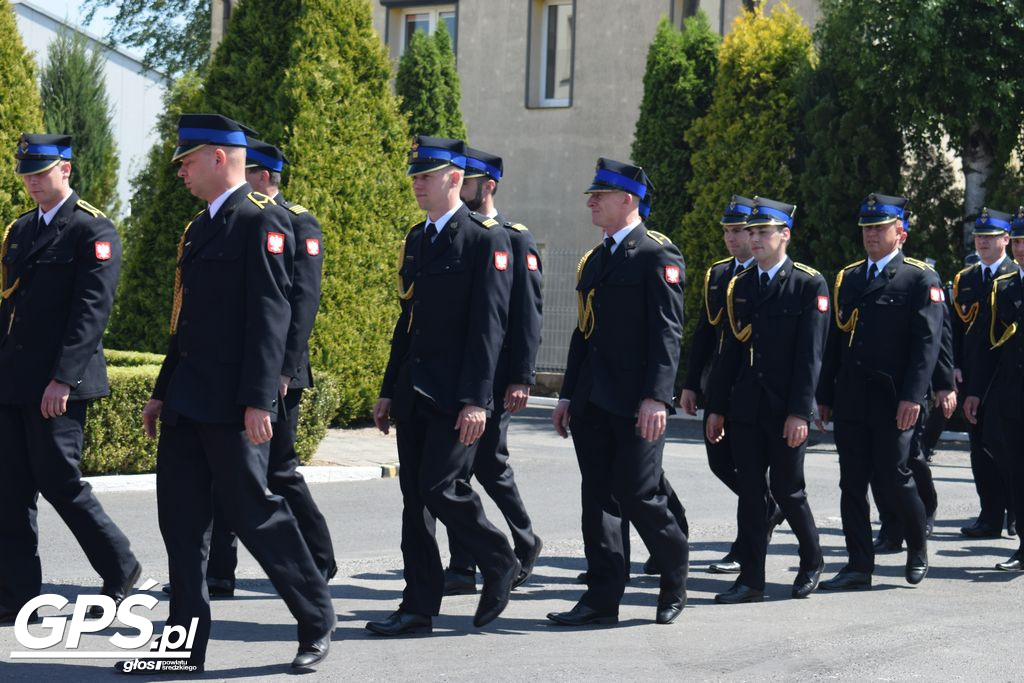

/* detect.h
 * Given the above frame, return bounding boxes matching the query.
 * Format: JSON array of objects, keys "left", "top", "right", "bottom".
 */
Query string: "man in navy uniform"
[
  {"left": 443, "top": 147, "right": 544, "bottom": 596},
  {"left": 679, "top": 195, "right": 781, "bottom": 575},
  {"left": 964, "top": 208, "right": 1024, "bottom": 570},
  {"left": 953, "top": 208, "right": 1017, "bottom": 538},
  {"left": 368, "top": 136, "right": 519, "bottom": 636},
  {"left": 139, "top": 115, "right": 334, "bottom": 672},
  {"left": 200, "top": 138, "right": 335, "bottom": 597},
  {"left": 705, "top": 197, "right": 827, "bottom": 603},
  {"left": 0, "top": 134, "right": 140, "bottom": 624},
  {"left": 549, "top": 158, "right": 689, "bottom": 626},
  {"left": 816, "top": 193, "right": 943, "bottom": 590}
]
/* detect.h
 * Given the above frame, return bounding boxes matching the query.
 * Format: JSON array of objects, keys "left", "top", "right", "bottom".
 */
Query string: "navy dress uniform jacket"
[
  {"left": 276, "top": 196, "right": 323, "bottom": 391},
  {"left": 969, "top": 271, "right": 1024, "bottom": 418},
  {"left": 707, "top": 258, "right": 829, "bottom": 422},
  {"left": 561, "top": 224, "right": 685, "bottom": 417},
  {"left": 494, "top": 214, "right": 542, "bottom": 392},
  {"left": 381, "top": 204, "right": 513, "bottom": 419},
  {"left": 0, "top": 193, "right": 120, "bottom": 403},
  {"left": 682, "top": 257, "right": 739, "bottom": 406},
  {"left": 952, "top": 259, "right": 1017, "bottom": 373},
  {"left": 817, "top": 251, "right": 945, "bottom": 416},
  {"left": 153, "top": 185, "right": 294, "bottom": 422}
]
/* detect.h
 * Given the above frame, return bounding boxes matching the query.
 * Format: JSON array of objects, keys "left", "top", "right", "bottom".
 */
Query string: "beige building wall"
[{"left": 371, "top": 0, "right": 819, "bottom": 370}]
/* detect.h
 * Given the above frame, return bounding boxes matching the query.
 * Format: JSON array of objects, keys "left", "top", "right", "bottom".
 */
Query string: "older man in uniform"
[
  {"left": 368, "top": 136, "right": 519, "bottom": 637},
  {"left": 550, "top": 158, "right": 689, "bottom": 626},
  {"left": 953, "top": 208, "right": 1017, "bottom": 539},
  {"left": 138, "top": 115, "right": 334, "bottom": 673},
  {"left": 964, "top": 208, "right": 1024, "bottom": 570},
  {"left": 443, "top": 147, "right": 544, "bottom": 596},
  {"left": 0, "top": 134, "right": 140, "bottom": 624},
  {"left": 199, "top": 139, "right": 335, "bottom": 597},
  {"left": 705, "top": 197, "right": 827, "bottom": 603},
  {"left": 816, "top": 193, "right": 943, "bottom": 590},
  {"left": 679, "top": 195, "right": 781, "bottom": 575}
]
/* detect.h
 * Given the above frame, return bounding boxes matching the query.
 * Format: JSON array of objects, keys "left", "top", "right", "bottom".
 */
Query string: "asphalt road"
[{"left": 2, "top": 409, "right": 1022, "bottom": 681}]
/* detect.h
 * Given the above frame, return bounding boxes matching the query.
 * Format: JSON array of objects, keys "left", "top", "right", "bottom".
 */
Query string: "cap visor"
[
  {"left": 858, "top": 216, "right": 899, "bottom": 227},
  {"left": 463, "top": 170, "right": 487, "bottom": 179},
  {"left": 972, "top": 227, "right": 1007, "bottom": 236},
  {"left": 407, "top": 161, "right": 452, "bottom": 176},
  {"left": 746, "top": 217, "right": 787, "bottom": 227},
  {"left": 172, "top": 144, "right": 206, "bottom": 163},
  {"left": 720, "top": 217, "right": 748, "bottom": 226},
  {"left": 15, "top": 158, "right": 61, "bottom": 176}
]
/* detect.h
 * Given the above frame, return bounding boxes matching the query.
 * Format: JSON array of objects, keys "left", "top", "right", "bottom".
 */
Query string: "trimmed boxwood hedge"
[{"left": 79, "top": 350, "right": 341, "bottom": 475}]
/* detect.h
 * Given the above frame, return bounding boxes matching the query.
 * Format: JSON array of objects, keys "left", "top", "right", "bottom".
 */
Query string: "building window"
[
  {"left": 670, "top": 0, "right": 701, "bottom": 26},
  {"left": 383, "top": 3, "right": 457, "bottom": 59},
  {"left": 527, "top": 0, "right": 575, "bottom": 108}
]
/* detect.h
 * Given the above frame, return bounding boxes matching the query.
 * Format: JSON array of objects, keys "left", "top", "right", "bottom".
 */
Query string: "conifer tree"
[{"left": 395, "top": 24, "right": 465, "bottom": 138}]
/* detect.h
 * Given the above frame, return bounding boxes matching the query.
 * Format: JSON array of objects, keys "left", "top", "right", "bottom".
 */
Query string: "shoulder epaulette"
[
  {"left": 711, "top": 256, "right": 733, "bottom": 268},
  {"left": 842, "top": 259, "right": 866, "bottom": 271},
  {"left": 288, "top": 204, "right": 309, "bottom": 215},
  {"left": 503, "top": 221, "right": 528, "bottom": 232},
  {"left": 904, "top": 256, "right": 931, "bottom": 270},
  {"left": 646, "top": 230, "right": 671, "bottom": 245},
  {"left": 247, "top": 191, "right": 277, "bottom": 209},
  {"left": 17, "top": 207, "right": 34, "bottom": 220},
  {"left": 468, "top": 211, "right": 498, "bottom": 229},
  {"left": 957, "top": 263, "right": 979, "bottom": 277},
  {"left": 75, "top": 199, "right": 105, "bottom": 218},
  {"left": 995, "top": 272, "right": 1017, "bottom": 283},
  {"left": 793, "top": 262, "right": 819, "bottom": 277}
]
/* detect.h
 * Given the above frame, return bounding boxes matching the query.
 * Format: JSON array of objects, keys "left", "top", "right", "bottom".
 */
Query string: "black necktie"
[
  {"left": 604, "top": 236, "right": 615, "bottom": 254},
  {"left": 868, "top": 263, "right": 878, "bottom": 281},
  {"left": 425, "top": 222, "right": 438, "bottom": 243},
  {"left": 734, "top": 261, "right": 743, "bottom": 277},
  {"left": 759, "top": 271, "right": 770, "bottom": 294},
  {"left": 983, "top": 267, "right": 992, "bottom": 284}
]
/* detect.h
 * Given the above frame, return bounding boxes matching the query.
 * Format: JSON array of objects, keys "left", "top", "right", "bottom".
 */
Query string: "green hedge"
[{"left": 81, "top": 351, "right": 342, "bottom": 475}]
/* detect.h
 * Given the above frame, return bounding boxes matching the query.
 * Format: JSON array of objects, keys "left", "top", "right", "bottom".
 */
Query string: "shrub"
[{"left": 394, "top": 23, "right": 466, "bottom": 138}]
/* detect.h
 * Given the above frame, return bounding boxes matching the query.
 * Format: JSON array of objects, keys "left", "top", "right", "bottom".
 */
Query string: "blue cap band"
[
  {"left": 247, "top": 148, "right": 284, "bottom": 172},
  {"left": 860, "top": 203, "right": 905, "bottom": 221},
  {"left": 26, "top": 144, "right": 72, "bottom": 159},
  {"left": 465, "top": 157, "right": 502, "bottom": 181},
  {"left": 976, "top": 216, "right": 1011, "bottom": 232},
  {"left": 594, "top": 169, "right": 647, "bottom": 198},
  {"left": 412, "top": 146, "right": 466, "bottom": 169},
  {"left": 751, "top": 206, "right": 793, "bottom": 228},
  {"left": 177, "top": 127, "right": 248, "bottom": 146},
  {"left": 724, "top": 203, "right": 753, "bottom": 217}
]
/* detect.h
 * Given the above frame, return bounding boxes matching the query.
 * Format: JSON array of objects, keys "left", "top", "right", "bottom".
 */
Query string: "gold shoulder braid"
[
  {"left": 704, "top": 263, "right": 725, "bottom": 326},
  {"left": 833, "top": 262, "right": 863, "bottom": 346},
  {"left": 396, "top": 239, "right": 414, "bottom": 301},
  {"left": 1, "top": 220, "right": 20, "bottom": 301},
  {"left": 725, "top": 271, "right": 752, "bottom": 343},
  {"left": 576, "top": 247, "right": 598, "bottom": 339},
  {"left": 168, "top": 214, "right": 202, "bottom": 334},
  {"left": 952, "top": 268, "right": 979, "bottom": 327},
  {"left": 990, "top": 273, "right": 1018, "bottom": 349}
]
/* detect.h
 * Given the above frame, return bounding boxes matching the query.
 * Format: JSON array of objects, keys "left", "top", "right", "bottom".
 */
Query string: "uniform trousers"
[
  {"left": 997, "top": 414, "right": 1024, "bottom": 553},
  {"left": 968, "top": 403, "right": 1013, "bottom": 528},
  {"left": 730, "top": 414, "right": 821, "bottom": 590},
  {"left": 874, "top": 402, "right": 938, "bottom": 544},
  {"left": 207, "top": 389, "right": 336, "bottom": 582},
  {"left": 156, "top": 416, "right": 334, "bottom": 665},
  {"left": 834, "top": 389, "right": 927, "bottom": 574},
  {"left": 395, "top": 395, "right": 515, "bottom": 616},
  {"left": 569, "top": 402, "right": 688, "bottom": 612},
  {"left": 0, "top": 401, "right": 137, "bottom": 611},
  {"left": 448, "top": 400, "right": 538, "bottom": 571}
]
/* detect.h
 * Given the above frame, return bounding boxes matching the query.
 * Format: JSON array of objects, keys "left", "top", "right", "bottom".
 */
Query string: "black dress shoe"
[
  {"left": 819, "top": 568, "right": 872, "bottom": 591},
  {"left": 905, "top": 550, "right": 928, "bottom": 585},
  {"left": 873, "top": 537, "right": 904, "bottom": 554},
  {"left": 708, "top": 555, "right": 741, "bottom": 574},
  {"left": 960, "top": 519, "right": 1002, "bottom": 538},
  {"left": 655, "top": 589, "right": 686, "bottom": 624},
  {"left": 0, "top": 608, "right": 38, "bottom": 625},
  {"left": 291, "top": 633, "right": 331, "bottom": 669},
  {"left": 995, "top": 549, "right": 1022, "bottom": 571},
  {"left": 114, "top": 659, "right": 204, "bottom": 675},
  {"left": 89, "top": 561, "right": 142, "bottom": 618},
  {"left": 443, "top": 568, "right": 477, "bottom": 596},
  {"left": 161, "top": 583, "right": 172, "bottom": 596},
  {"left": 926, "top": 516, "right": 935, "bottom": 538},
  {"left": 474, "top": 558, "right": 520, "bottom": 627},
  {"left": 513, "top": 536, "right": 543, "bottom": 589},
  {"left": 207, "top": 577, "right": 235, "bottom": 599},
  {"left": 365, "top": 610, "right": 432, "bottom": 636},
  {"left": 547, "top": 602, "right": 618, "bottom": 626},
  {"left": 792, "top": 558, "right": 825, "bottom": 599},
  {"left": 714, "top": 583, "right": 764, "bottom": 604},
  {"left": 642, "top": 556, "right": 660, "bottom": 575}
]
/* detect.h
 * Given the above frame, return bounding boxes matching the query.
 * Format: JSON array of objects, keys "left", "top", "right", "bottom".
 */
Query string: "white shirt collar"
[
  {"left": 981, "top": 253, "right": 1007, "bottom": 277},
  {"left": 757, "top": 258, "right": 785, "bottom": 282},
  {"left": 209, "top": 182, "right": 247, "bottom": 218},
  {"left": 485, "top": 207, "right": 498, "bottom": 219},
  {"left": 867, "top": 247, "right": 901, "bottom": 275},
  {"left": 736, "top": 256, "right": 755, "bottom": 271},
  {"left": 606, "top": 220, "right": 642, "bottom": 253},
  {"left": 425, "top": 201, "right": 464, "bottom": 235},
  {"left": 38, "top": 191, "right": 74, "bottom": 225}
]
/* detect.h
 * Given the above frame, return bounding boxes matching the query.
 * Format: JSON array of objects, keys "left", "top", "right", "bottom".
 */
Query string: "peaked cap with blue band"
[
  {"left": 15, "top": 133, "right": 72, "bottom": 176},
  {"left": 858, "top": 192, "right": 907, "bottom": 227},
  {"left": 245, "top": 138, "right": 289, "bottom": 173},
  {"left": 172, "top": 113, "right": 257, "bottom": 162},
  {"left": 747, "top": 196, "right": 796, "bottom": 229},
  {"left": 974, "top": 206, "right": 1013, "bottom": 236},
  {"left": 464, "top": 147, "right": 503, "bottom": 182},
  {"left": 407, "top": 135, "right": 466, "bottom": 176},
  {"left": 584, "top": 158, "right": 650, "bottom": 199},
  {"left": 1012, "top": 207, "right": 1024, "bottom": 239},
  {"left": 638, "top": 175, "right": 656, "bottom": 219},
  {"left": 721, "top": 195, "right": 755, "bottom": 226}
]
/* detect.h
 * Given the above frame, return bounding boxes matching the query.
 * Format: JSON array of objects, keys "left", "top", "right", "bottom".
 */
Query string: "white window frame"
[
  {"left": 536, "top": 0, "right": 574, "bottom": 108},
  {"left": 395, "top": 4, "right": 457, "bottom": 56}
]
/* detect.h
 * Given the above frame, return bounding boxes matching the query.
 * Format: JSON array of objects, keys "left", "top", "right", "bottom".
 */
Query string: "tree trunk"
[{"left": 960, "top": 124, "right": 995, "bottom": 252}]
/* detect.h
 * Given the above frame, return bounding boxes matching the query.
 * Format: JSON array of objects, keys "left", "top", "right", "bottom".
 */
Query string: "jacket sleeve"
[
  {"left": 281, "top": 212, "right": 323, "bottom": 381},
  {"left": 152, "top": 334, "right": 179, "bottom": 401},
  {"left": 505, "top": 229, "right": 543, "bottom": 386},
  {"left": 815, "top": 274, "right": 842, "bottom": 408},
  {"left": 237, "top": 207, "right": 293, "bottom": 411},
  {"left": 931, "top": 304, "right": 955, "bottom": 393},
  {"left": 642, "top": 244, "right": 685, "bottom": 408},
  {"left": 456, "top": 227, "right": 513, "bottom": 409},
  {"left": 900, "top": 270, "right": 944, "bottom": 405},
  {"left": 52, "top": 217, "right": 121, "bottom": 388},
  {"left": 965, "top": 280, "right": 1001, "bottom": 399},
  {"left": 705, "top": 309, "right": 740, "bottom": 416},
  {"left": 787, "top": 275, "right": 829, "bottom": 421},
  {"left": 682, "top": 265, "right": 718, "bottom": 394}
]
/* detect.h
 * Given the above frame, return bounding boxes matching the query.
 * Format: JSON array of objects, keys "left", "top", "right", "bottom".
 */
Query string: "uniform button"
[
  {"left": 183, "top": 288, "right": 189, "bottom": 294},
  {"left": 181, "top": 320, "right": 189, "bottom": 327},
  {"left": 757, "top": 372, "right": 764, "bottom": 378},
  {"left": 180, "top": 351, "right": 188, "bottom": 358},
  {"left": 15, "top": 344, "right": 22, "bottom": 350},
  {"left": 414, "top": 357, "right": 421, "bottom": 364}
]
